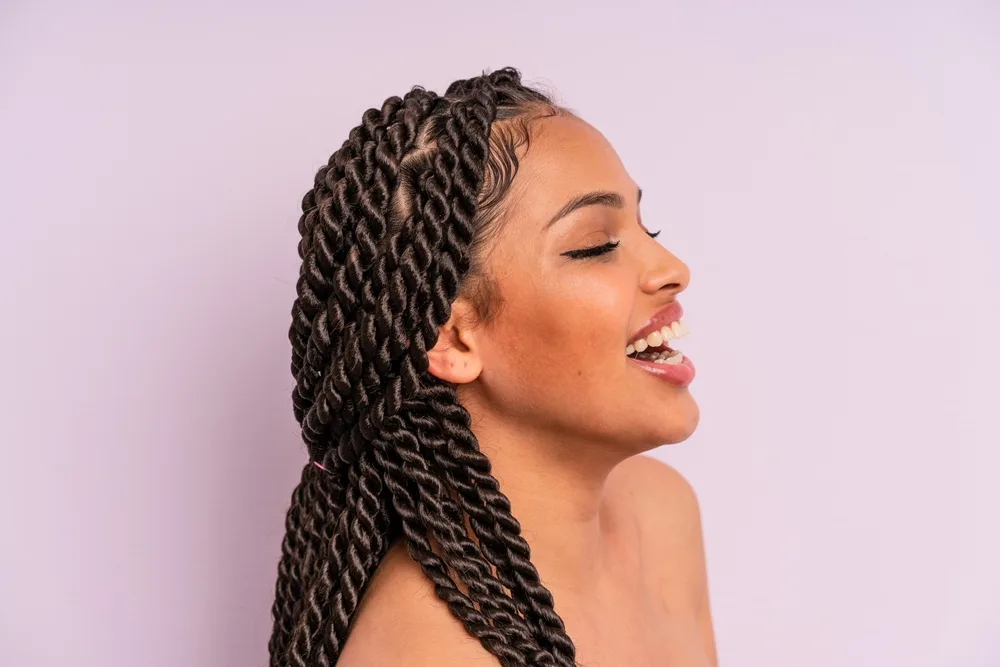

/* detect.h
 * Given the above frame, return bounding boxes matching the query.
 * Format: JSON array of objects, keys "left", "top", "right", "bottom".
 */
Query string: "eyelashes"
[
  {"left": 562, "top": 230, "right": 661, "bottom": 260},
  {"left": 562, "top": 241, "right": 620, "bottom": 259}
]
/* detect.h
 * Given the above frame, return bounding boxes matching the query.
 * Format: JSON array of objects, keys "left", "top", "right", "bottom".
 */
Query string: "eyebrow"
[{"left": 543, "top": 186, "right": 643, "bottom": 231}]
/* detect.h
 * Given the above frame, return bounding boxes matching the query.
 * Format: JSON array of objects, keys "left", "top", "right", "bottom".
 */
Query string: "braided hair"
[{"left": 267, "top": 68, "right": 578, "bottom": 667}]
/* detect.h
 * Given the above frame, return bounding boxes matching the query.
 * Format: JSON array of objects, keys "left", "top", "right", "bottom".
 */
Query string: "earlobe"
[{"left": 426, "top": 301, "right": 483, "bottom": 384}]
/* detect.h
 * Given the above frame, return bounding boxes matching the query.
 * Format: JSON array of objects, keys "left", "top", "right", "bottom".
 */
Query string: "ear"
[{"left": 427, "top": 298, "right": 484, "bottom": 384}]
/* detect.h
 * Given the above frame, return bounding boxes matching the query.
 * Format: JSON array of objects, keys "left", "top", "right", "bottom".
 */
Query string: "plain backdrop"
[{"left": 2, "top": 1, "right": 998, "bottom": 666}]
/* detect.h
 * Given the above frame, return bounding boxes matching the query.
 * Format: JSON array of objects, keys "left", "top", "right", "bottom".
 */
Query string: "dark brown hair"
[{"left": 268, "top": 68, "right": 576, "bottom": 666}]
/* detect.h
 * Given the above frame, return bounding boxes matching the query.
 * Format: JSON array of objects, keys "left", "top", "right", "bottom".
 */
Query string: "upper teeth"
[{"left": 626, "top": 319, "right": 688, "bottom": 356}]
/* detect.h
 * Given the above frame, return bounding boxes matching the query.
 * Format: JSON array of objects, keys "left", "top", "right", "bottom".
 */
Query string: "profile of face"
[{"left": 430, "top": 113, "right": 698, "bottom": 459}]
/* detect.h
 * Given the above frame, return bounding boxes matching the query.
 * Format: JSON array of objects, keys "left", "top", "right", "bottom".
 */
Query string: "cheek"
[
  {"left": 480, "top": 269, "right": 632, "bottom": 407},
  {"left": 533, "top": 268, "right": 631, "bottom": 349}
]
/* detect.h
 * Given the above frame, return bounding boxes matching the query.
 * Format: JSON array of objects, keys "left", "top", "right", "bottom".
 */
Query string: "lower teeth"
[
  {"left": 632, "top": 348, "right": 683, "bottom": 365},
  {"left": 655, "top": 351, "right": 683, "bottom": 365}
]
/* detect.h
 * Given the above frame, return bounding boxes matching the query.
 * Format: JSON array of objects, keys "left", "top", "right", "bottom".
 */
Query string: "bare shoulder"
[
  {"left": 609, "top": 453, "right": 701, "bottom": 525},
  {"left": 609, "top": 454, "right": 718, "bottom": 665},
  {"left": 337, "top": 541, "right": 500, "bottom": 667},
  {"left": 608, "top": 454, "right": 706, "bottom": 602}
]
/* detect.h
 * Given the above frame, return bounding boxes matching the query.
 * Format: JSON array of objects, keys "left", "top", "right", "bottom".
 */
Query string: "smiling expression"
[{"left": 452, "top": 112, "right": 699, "bottom": 453}]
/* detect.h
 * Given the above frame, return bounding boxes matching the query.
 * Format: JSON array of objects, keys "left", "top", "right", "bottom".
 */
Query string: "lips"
[{"left": 627, "top": 301, "right": 683, "bottom": 346}]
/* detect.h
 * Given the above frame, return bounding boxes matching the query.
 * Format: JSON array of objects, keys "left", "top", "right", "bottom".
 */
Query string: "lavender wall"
[{"left": 2, "top": 2, "right": 997, "bottom": 665}]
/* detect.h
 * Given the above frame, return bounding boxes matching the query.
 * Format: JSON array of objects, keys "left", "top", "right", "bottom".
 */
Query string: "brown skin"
[{"left": 338, "top": 114, "right": 716, "bottom": 666}]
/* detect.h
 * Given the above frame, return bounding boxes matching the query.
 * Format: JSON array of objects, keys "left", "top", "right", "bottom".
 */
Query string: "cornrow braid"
[{"left": 268, "top": 68, "right": 576, "bottom": 667}]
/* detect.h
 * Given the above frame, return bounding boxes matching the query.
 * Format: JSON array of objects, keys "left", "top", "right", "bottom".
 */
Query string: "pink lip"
[
  {"left": 629, "top": 354, "right": 696, "bottom": 387},
  {"left": 627, "top": 301, "right": 684, "bottom": 346}
]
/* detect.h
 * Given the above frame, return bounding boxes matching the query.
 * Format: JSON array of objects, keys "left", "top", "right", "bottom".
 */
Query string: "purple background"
[{"left": 2, "top": 1, "right": 998, "bottom": 665}]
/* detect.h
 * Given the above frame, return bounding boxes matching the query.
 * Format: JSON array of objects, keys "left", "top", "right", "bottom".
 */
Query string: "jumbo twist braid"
[
  {"left": 327, "top": 79, "right": 555, "bottom": 664},
  {"left": 268, "top": 465, "right": 310, "bottom": 664},
  {"left": 384, "top": 412, "right": 541, "bottom": 648},
  {"left": 330, "top": 85, "right": 494, "bottom": 465},
  {"left": 382, "top": 76, "right": 577, "bottom": 666},
  {"left": 294, "top": 90, "right": 441, "bottom": 466},
  {"left": 284, "top": 451, "right": 392, "bottom": 666},
  {"left": 407, "top": 386, "right": 576, "bottom": 666},
  {"left": 271, "top": 67, "right": 578, "bottom": 667},
  {"left": 286, "top": 84, "right": 498, "bottom": 666},
  {"left": 311, "top": 97, "right": 455, "bottom": 465},
  {"left": 269, "top": 462, "right": 345, "bottom": 667},
  {"left": 371, "top": 424, "right": 554, "bottom": 667},
  {"left": 277, "top": 90, "right": 439, "bottom": 665}
]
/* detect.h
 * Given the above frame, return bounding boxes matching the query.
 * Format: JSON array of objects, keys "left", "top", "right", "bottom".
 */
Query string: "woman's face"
[{"left": 460, "top": 113, "right": 699, "bottom": 453}]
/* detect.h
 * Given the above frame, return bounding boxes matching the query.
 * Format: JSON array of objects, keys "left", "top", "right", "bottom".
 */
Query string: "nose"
[{"left": 639, "top": 242, "right": 690, "bottom": 296}]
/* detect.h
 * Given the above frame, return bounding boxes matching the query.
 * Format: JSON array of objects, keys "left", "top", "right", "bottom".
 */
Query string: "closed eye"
[
  {"left": 561, "top": 240, "right": 620, "bottom": 260},
  {"left": 562, "top": 229, "right": 657, "bottom": 260}
]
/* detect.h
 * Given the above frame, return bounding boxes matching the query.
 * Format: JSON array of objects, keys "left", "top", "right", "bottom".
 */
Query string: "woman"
[{"left": 268, "top": 67, "right": 716, "bottom": 667}]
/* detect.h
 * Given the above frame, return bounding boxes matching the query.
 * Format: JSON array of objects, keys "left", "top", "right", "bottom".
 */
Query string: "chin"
[{"left": 652, "top": 391, "right": 700, "bottom": 446}]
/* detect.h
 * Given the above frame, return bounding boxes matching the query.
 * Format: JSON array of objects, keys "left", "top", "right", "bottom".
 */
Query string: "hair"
[{"left": 267, "top": 68, "right": 578, "bottom": 667}]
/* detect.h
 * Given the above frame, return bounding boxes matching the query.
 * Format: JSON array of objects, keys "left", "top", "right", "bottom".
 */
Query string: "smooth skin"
[{"left": 338, "top": 113, "right": 717, "bottom": 667}]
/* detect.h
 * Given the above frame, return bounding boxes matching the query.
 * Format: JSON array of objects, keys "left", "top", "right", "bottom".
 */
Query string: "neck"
[{"left": 464, "top": 406, "right": 629, "bottom": 596}]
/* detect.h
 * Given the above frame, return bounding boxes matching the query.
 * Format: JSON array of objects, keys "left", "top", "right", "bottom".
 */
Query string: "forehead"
[{"left": 503, "top": 114, "right": 633, "bottom": 227}]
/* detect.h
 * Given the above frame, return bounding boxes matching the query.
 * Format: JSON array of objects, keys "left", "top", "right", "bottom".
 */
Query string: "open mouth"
[{"left": 626, "top": 319, "right": 689, "bottom": 365}]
